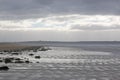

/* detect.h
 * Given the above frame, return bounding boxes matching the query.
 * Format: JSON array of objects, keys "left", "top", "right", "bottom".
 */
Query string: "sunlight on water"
[{"left": 0, "top": 47, "right": 120, "bottom": 80}]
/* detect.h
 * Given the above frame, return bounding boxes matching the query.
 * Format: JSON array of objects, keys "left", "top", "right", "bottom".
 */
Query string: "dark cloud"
[
  {"left": 0, "top": 0, "right": 120, "bottom": 20},
  {"left": 35, "top": 0, "right": 55, "bottom": 5}
]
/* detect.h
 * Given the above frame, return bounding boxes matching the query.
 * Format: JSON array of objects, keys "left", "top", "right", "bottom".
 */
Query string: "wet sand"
[
  {"left": 0, "top": 44, "right": 120, "bottom": 80},
  {"left": 0, "top": 43, "right": 34, "bottom": 51}
]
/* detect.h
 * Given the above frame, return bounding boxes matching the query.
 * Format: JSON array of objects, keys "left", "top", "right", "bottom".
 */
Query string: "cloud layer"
[
  {"left": 0, "top": 0, "right": 120, "bottom": 31},
  {"left": 0, "top": 14, "right": 120, "bottom": 31},
  {"left": 0, "top": 0, "right": 120, "bottom": 41},
  {"left": 0, "top": 0, "right": 120, "bottom": 20}
]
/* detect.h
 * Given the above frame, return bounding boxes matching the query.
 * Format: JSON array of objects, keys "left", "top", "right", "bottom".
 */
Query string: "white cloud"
[{"left": 0, "top": 14, "right": 120, "bottom": 31}]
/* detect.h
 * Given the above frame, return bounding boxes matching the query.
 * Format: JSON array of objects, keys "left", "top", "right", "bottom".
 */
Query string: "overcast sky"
[{"left": 0, "top": 0, "right": 120, "bottom": 42}]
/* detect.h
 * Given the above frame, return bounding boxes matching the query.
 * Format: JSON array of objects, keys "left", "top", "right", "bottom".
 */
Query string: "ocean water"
[{"left": 0, "top": 42, "right": 120, "bottom": 80}]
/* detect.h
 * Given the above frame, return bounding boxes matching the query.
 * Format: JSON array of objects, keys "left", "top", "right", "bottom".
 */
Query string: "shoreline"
[{"left": 0, "top": 43, "right": 51, "bottom": 65}]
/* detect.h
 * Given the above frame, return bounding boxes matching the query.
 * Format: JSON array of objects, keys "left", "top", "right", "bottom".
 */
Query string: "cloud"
[
  {"left": 27, "top": 14, "right": 120, "bottom": 31},
  {"left": 0, "top": 0, "right": 120, "bottom": 20},
  {"left": 0, "top": 0, "right": 120, "bottom": 41},
  {"left": 71, "top": 24, "right": 120, "bottom": 31},
  {"left": 0, "top": 14, "right": 120, "bottom": 31}
]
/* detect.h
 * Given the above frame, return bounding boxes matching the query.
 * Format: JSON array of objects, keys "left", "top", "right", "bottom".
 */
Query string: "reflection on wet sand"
[{"left": 0, "top": 47, "right": 120, "bottom": 80}]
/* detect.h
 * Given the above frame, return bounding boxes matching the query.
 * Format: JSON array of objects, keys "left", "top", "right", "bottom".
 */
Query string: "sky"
[{"left": 0, "top": 0, "right": 120, "bottom": 42}]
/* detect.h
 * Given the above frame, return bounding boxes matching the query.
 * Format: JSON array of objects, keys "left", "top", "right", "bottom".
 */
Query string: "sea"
[{"left": 0, "top": 41, "right": 120, "bottom": 80}]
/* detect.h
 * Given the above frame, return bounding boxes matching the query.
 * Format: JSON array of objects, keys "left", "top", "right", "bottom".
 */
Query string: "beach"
[{"left": 0, "top": 42, "right": 120, "bottom": 80}]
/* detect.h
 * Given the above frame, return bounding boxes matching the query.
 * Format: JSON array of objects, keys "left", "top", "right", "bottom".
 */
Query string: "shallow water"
[{"left": 0, "top": 47, "right": 120, "bottom": 80}]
